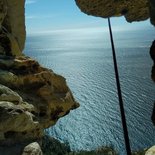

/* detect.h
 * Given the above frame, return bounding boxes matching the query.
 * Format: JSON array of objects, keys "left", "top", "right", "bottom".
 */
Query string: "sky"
[{"left": 25, "top": 0, "right": 154, "bottom": 34}]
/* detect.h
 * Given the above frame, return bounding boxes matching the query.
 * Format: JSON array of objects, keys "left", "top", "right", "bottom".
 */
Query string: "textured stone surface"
[
  {"left": 145, "top": 145, "right": 155, "bottom": 155},
  {"left": 0, "top": 56, "right": 79, "bottom": 145},
  {"left": 0, "top": 0, "right": 79, "bottom": 154},
  {"left": 75, "top": 0, "right": 155, "bottom": 25},
  {"left": 22, "top": 142, "right": 43, "bottom": 155},
  {"left": 0, "top": 0, "right": 25, "bottom": 56}
]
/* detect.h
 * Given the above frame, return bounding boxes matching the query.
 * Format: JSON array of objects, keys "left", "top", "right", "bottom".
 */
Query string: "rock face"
[
  {"left": 22, "top": 142, "right": 43, "bottom": 155},
  {"left": 0, "top": 0, "right": 26, "bottom": 56},
  {"left": 150, "top": 40, "right": 155, "bottom": 82},
  {"left": 0, "top": 0, "right": 154, "bottom": 154},
  {"left": 75, "top": 0, "right": 155, "bottom": 25},
  {"left": 0, "top": 56, "right": 79, "bottom": 145},
  {"left": 145, "top": 145, "right": 155, "bottom": 155},
  {"left": 0, "top": 0, "right": 79, "bottom": 154}
]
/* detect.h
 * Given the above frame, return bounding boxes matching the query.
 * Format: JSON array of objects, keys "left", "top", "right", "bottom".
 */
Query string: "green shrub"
[
  {"left": 41, "top": 135, "right": 70, "bottom": 155},
  {"left": 41, "top": 134, "right": 147, "bottom": 155},
  {"left": 42, "top": 135, "right": 117, "bottom": 155}
]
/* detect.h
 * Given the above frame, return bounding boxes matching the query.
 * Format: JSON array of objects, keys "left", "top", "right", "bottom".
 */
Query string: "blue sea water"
[{"left": 25, "top": 27, "right": 155, "bottom": 154}]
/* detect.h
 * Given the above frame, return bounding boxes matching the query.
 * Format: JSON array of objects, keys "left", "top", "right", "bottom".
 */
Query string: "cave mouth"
[{"left": 24, "top": 0, "right": 155, "bottom": 154}]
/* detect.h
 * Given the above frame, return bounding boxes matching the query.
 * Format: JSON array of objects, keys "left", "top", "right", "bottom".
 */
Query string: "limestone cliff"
[
  {"left": 0, "top": 56, "right": 79, "bottom": 144},
  {"left": 0, "top": 0, "right": 79, "bottom": 154},
  {"left": 0, "top": 0, "right": 154, "bottom": 154},
  {"left": 75, "top": 0, "right": 155, "bottom": 25},
  {"left": 0, "top": 0, "right": 26, "bottom": 56}
]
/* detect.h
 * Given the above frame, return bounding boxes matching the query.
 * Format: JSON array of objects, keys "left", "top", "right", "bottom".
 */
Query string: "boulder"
[
  {"left": 0, "top": 56, "right": 79, "bottom": 145},
  {"left": 22, "top": 142, "right": 43, "bottom": 155},
  {"left": 75, "top": 0, "right": 155, "bottom": 25},
  {"left": 145, "top": 145, "right": 155, "bottom": 155}
]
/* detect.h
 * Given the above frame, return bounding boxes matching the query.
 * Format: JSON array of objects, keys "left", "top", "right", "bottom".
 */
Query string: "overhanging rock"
[{"left": 75, "top": 0, "right": 155, "bottom": 25}]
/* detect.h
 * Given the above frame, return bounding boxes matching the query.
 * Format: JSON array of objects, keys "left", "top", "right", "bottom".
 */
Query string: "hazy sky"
[{"left": 25, "top": 0, "right": 154, "bottom": 34}]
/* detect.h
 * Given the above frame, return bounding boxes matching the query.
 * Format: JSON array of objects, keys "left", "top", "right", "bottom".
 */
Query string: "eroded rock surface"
[
  {"left": 0, "top": 0, "right": 25, "bottom": 56},
  {"left": 0, "top": 0, "right": 79, "bottom": 154},
  {"left": 0, "top": 56, "right": 79, "bottom": 146},
  {"left": 145, "top": 145, "right": 155, "bottom": 155},
  {"left": 75, "top": 0, "right": 155, "bottom": 25},
  {"left": 22, "top": 142, "right": 43, "bottom": 155}
]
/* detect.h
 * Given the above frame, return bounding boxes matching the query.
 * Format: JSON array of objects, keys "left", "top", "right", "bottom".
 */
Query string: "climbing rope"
[{"left": 107, "top": 18, "right": 132, "bottom": 155}]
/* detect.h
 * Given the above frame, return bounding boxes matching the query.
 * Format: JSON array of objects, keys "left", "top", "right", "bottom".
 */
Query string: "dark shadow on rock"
[
  {"left": 150, "top": 40, "right": 155, "bottom": 81},
  {"left": 149, "top": 41, "right": 155, "bottom": 126},
  {"left": 151, "top": 102, "right": 155, "bottom": 126},
  {"left": 0, "top": 140, "right": 40, "bottom": 155}
]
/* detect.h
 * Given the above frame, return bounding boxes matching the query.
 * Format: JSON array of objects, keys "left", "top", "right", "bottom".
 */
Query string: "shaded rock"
[
  {"left": 150, "top": 40, "right": 155, "bottom": 82},
  {"left": 75, "top": 0, "right": 155, "bottom": 25},
  {"left": 151, "top": 102, "right": 155, "bottom": 125},
  {"left": 0, "top": 56, "right": 79, "bottom": 145},
  {"left": 0, "top": 0, "right": 25, "bottom": 56},
  {"left": 0, "top": 140, "right": 42, "bottom": 155},
  {"left": 145, "top": 145, "right": 155, "bottom": 155},
  {"left": 22, "top": 142, "right": 43, "bottom": 155},
  {"left": 0, "top": 0, "right": 79, "bottom": 154},
  {"left": 0, "top": 101, "right": 38, "bottom": 132},
  {"left": 150, "top": 0, "right": 155, "bottom": 25},
  {"left": 151, "top": 66, "right": 155, "bottom": 82},
  {"left": 150, "top": 40, "right": 155, "bottom": 64},
  {"left": 0, "top": 84, "right": 22, "bottom": 103}
]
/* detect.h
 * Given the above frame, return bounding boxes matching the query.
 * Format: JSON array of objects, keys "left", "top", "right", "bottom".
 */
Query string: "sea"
[{"left": 25, "top": 26, "right": 155, "bottom": 155}]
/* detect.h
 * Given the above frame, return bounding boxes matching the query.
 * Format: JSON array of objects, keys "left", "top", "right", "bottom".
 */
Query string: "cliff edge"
[
  {"left": 75, "top": 0, "right": 155, "bottom": 25},
  {"left": 0, "top": 0, "right": 79, "bottom": 154}
]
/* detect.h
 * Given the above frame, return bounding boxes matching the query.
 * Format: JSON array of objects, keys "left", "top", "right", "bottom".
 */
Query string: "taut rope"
[{"left": 108, "top": 18, "right": 132, "bottom": 155}]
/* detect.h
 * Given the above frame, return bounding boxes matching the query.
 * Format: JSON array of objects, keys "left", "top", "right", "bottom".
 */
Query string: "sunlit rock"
[
  {"left": 75, "top": 0, "right": 155, "bottom": 25},
  {"left": 0, "top": 56, "right": 79, "bottom": 145},
  {"left": 22, "top": 142, "right": 43, "bottom": 155},
  {"left": 145, "top": 145, "right": 155, "bottom": 155}
]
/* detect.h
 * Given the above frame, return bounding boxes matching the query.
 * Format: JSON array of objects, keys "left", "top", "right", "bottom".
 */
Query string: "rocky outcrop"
[
  {"left": 0, "top": 0, "right": 25, "bottom": 56},
  {"left": 0, "top": 0, "right": 154, "bottom": 154},
  {"left": 0, "top": 56, "right": 79, "bottom": 146},
  {"left": 150, "top": 40, "right": 155, "bottom": 82},
  {"left": 22, "top": 142, "right": 43, "bottom": 155},
  {"left": 145, "top": 145, "right": 155, "bottom": 155},
  {"left": 75, "top": 0, "right": 155, "bottom": 25},
  {"left": 0, "top": 1, "right": 79, "bottom": 153}
]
